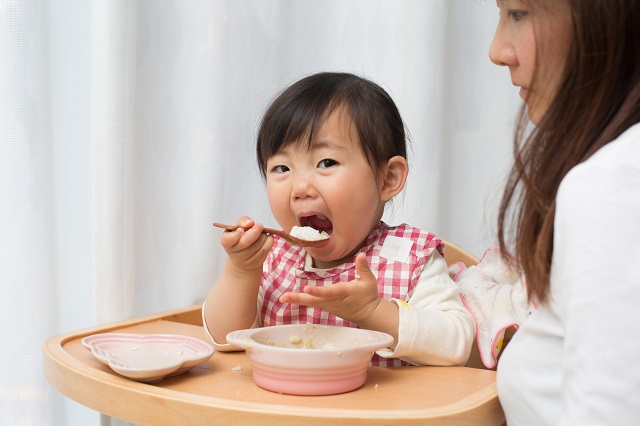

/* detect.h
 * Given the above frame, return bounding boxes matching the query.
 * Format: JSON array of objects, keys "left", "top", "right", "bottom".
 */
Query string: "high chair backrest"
[{"left": 442, "top": 240, "right": 478, "bottom": 269}]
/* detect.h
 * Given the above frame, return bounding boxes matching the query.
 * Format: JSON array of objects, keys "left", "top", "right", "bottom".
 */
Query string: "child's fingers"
[
  {"left": 236, "top": 216, "right": 255, "bottom": 229},
  {"left": 304, "top": 283, "right": 349, "bottom": 298},
  {"left": 221, "top": 224, "right": 263, "bottom": 251},
  {"left": 355, "top": 253, "right": 375, "bottom": 282},
  {"left": 248, "top": 233, "right": 274, "bottom": 263},
  {"left": 220, "top": 226, "right": 245, "bottom": 248},
  {"left": 279, "top": 291, "right": 318, "bottom": 306}
]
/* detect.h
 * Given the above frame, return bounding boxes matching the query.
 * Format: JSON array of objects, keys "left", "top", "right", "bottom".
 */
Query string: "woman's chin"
[{"left": 527, "top": 109, "right": 542, "bottom": 126}]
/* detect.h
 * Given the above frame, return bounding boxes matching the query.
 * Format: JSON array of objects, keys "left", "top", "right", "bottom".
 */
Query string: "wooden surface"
[
  {"left": 43, "top": 305, "right": 505, "bottom": 425},
  {"left": 442, "top": 240, "right": 478, "bottom": 270}
]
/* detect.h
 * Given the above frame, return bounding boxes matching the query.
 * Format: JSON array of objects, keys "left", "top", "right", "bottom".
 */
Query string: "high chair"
[{"left": 42, "top": 241, "right": 507, "bottom": 425}]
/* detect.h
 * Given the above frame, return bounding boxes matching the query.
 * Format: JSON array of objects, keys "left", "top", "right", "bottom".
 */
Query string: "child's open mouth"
[{"left": 300, "top": 214, "right": 333, "bottom": 236}]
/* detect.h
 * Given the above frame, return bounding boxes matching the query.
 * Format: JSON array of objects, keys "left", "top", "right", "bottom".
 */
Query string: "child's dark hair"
[{"left": 256, "top": 72, "right": 407, "bottom": 178}]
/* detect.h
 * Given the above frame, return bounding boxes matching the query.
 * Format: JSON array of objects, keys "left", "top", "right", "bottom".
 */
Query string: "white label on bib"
[{"left": 379, "top": 236, "right": 414, "bottom": 263}]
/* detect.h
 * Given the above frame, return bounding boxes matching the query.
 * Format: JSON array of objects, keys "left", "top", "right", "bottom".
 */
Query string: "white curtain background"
[{"left": 0, "top": 0, "right": 519, "bottom": 424}]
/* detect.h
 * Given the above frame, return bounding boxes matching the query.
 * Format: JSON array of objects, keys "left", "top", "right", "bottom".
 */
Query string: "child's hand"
[
  {"left": 279, "top": 253, "right": 382, "bottom": 325},
  {"left": 221, "top": 216, "right": 273, "bottom": 273}
]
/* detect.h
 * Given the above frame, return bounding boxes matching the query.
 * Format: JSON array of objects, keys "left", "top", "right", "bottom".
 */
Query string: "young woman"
[
  {"left": 203, "top": 72, "right": 474, "bottom": 367},
  {"left": 490, "top": 1, "right": 640, "bottom": 424}
]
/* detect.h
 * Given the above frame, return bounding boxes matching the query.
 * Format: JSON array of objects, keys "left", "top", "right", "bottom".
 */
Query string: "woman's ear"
[{"left": 379, "top": 156, "right": 408, "bottom": 202}]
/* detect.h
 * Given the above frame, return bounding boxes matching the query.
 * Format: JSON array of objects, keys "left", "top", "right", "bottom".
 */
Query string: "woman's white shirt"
[{"left": 497, "top": 123, "right": 640, "bottom": 425}]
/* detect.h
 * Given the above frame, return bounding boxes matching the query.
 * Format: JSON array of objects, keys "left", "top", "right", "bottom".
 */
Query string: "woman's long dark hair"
[{"left": 498, "top": 0, "right": 640, "bottom": 302}]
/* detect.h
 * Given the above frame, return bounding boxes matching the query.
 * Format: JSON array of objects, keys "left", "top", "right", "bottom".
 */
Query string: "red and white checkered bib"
[{"left": 259, "top": 222, "right": 444, "bottom": 367}]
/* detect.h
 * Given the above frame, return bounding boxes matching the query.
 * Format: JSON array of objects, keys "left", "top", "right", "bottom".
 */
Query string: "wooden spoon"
[{"left": 213, "top": 222, "right": 329, "bottom": 248}]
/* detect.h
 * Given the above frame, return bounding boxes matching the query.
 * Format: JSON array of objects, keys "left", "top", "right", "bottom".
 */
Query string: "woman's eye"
[
  {"left": 317, "top": 159, "right": 338, "bottom": 168},
  {"left": 507, "top": 10, "right": 527, "bottom": 21},
  {"left": 272, "top": 165, "right": 290, "bottom": 173}
]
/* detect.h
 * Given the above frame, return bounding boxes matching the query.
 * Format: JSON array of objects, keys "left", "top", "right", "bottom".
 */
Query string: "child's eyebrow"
[{"left": 311, "top": 140, "right": 347, "bottom": 151}]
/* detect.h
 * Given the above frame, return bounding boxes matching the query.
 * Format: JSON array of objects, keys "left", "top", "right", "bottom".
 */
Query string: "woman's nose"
[{"left": 489, "top": 26, "right": 516, "bottom": 67}]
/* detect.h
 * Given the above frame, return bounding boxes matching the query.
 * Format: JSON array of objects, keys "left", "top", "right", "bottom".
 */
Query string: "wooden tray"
[{"left": 43, "top": 305, "right": 505, "bottom": 425}]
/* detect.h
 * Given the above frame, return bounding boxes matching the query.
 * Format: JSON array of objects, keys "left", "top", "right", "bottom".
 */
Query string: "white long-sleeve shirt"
[
  {"left": 204, "top": 249, "right": 474, "bottom": 366},
  {"left": 497, "top": 123, "right": 640, "bottom": 425}
]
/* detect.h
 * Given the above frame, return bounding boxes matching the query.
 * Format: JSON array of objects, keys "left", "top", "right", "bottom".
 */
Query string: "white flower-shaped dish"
[
  {"left": 226, "top": 324, "right": 393, "bottom": 396},
  {"left": 81, "top": 333, "right": 214, "bottom": 383}
]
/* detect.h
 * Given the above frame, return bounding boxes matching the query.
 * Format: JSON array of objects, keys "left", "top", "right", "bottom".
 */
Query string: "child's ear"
[{"left": 379, "top": 156, "right": 408, "bottom": 202}]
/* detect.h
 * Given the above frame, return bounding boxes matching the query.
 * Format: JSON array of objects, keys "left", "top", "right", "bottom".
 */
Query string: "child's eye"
[
  {"left": 272, "top": 165, "right": 290, "bottom": 173},
  {"left": 317, "top": 159, "right": 338, "bottom": 168}
]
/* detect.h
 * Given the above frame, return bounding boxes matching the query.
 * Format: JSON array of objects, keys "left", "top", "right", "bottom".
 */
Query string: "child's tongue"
[{"left": 308, "top": 215, "right": 332, "bottom": 232}]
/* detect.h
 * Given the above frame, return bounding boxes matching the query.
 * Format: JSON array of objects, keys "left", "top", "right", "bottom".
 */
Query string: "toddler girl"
[{"left": 203, "top": 72, "right": 474, "bottom": 366}]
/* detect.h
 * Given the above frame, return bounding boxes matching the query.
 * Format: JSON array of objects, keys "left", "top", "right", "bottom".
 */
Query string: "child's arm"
[
  {"left": 377, "top": 250, "right": 475, "bottom": 366},
  {"left": 203, "top": 217, "right": 274, "bottom": 345}
]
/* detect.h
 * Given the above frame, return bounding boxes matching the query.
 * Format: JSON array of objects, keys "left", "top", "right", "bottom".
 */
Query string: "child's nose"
[{"left": 291, "top": 172, "right": 317, "bottom": 200}]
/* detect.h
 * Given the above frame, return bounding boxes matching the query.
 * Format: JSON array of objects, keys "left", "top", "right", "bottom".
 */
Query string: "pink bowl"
[{"left": 226, "top": 324, "right": 393, "bottom": 396}]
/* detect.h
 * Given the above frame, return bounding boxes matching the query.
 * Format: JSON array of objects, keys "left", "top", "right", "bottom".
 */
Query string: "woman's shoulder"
[
  {"left": 578, "top": 122, "right": 640, "bottom": 169},
  {"left": 562, "top": 123, "right": 640, "bottom": 190},
  {"left": 558, "top": 123, "right": 640, "bottom": 213}
]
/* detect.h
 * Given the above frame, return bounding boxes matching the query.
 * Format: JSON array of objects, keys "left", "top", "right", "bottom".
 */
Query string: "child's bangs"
[{"left": 281, "top": 99, "right": 343, "bottom": 152}]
